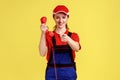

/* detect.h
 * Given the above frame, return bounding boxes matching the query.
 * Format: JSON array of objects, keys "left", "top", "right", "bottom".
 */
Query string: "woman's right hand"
[{"left": 40, "top": 24, "right": 48, "bottom": 34}]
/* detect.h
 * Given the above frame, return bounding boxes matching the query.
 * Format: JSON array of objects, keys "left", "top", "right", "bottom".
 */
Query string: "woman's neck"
[{"left": 55, "top": 27, "right": 66, "bottom": 35}]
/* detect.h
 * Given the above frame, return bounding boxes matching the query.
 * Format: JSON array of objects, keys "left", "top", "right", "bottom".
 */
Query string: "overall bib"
[{"left": 45, "top": 32, "right": 77, "bottom": 80}]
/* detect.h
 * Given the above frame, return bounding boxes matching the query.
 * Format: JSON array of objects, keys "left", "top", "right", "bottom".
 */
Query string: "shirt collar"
[{"left": 53, "top": 29, "right": 69, "bottom": 35}]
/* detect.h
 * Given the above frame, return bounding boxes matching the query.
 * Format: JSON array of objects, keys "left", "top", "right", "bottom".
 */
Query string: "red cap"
[{"left": 53, "top": 5, "right": 69, "bottom": 15}]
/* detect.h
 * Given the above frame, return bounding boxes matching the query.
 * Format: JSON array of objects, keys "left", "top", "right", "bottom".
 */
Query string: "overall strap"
[{"left": 68, "top": 32, "right": 72, "bottom": 37}]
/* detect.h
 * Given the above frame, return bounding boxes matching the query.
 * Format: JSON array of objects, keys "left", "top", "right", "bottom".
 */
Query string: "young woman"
[{"left": 39, "top": 5, "right": 81, "bottom": 80}]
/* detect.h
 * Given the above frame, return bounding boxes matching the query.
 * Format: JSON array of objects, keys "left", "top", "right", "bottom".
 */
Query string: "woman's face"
[{"left": 53, "top": 13, "right": 68, "bottom": 29}]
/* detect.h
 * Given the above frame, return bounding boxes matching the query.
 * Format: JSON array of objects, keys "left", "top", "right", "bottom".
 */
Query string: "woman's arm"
[
  {"left": 39, "top": 24, "right": 48, "bottom": 56},
  {"left": 67, "top": 38, "right": 80, "bottom": 52}
]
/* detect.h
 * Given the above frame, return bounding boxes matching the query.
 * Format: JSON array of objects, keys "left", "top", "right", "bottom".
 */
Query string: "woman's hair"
[{"left": 53, "top": 14, "right": 69, "bottom": 30}]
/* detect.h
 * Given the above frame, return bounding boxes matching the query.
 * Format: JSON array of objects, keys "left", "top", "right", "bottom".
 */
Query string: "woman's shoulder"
[
  {"left": 69, "top": 31, "right": 80, "bottom": 42},
  {"left": 69, "top": 31, "right": 79, "bottom": 36}
]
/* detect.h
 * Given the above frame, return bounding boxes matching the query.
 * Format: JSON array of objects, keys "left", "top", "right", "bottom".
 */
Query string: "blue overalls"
[{"left": 45, "top": 32, "right": 77, "bottom": 80}]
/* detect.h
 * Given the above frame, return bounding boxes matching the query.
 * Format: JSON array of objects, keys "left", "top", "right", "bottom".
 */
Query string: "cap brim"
[{"left": 53, "top": 11, "right": 69, "bottom": 15}]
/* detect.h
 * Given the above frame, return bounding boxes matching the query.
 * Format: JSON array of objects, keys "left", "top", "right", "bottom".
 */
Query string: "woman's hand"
[
  {"left": 40, "top": 24, "right": 48, "bottom": 34},
  {"left": 60, "top": 34, "right": 70, "bottom": 42},
  {"left": 60, "top": 34, "right": 80, "bottom": 51}
]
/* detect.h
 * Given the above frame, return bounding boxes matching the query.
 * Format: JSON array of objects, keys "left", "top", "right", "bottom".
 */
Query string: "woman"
[{"left": 39, "top": 5, "right": 81, "bottom": 80}]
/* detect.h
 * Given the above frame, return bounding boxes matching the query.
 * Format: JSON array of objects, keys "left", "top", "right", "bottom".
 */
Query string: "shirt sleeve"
[
  {"left": 71, "top": 32, "right": 80, "bottom": 42},
  {"left": 71, "top": 32, "right": 81, "bottom": 50},
  {"left": 45, "top": 32, "right": 49, "bottom": 47},
  {"left": 45, "top": 32, "right": 52, "bottom": 61}
]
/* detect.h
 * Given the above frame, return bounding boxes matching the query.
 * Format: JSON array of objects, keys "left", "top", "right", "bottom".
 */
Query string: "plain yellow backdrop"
[{"left": 0, "top": 0, "right": 120, "bottom": 80}]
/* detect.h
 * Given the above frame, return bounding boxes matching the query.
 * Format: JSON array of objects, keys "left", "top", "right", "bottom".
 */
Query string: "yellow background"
[{"left": 0, "top": 0, "right": 120, "bottom": 80}]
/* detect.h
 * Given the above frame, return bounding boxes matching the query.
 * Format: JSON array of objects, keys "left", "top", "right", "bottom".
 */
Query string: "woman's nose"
[{"left": 59, "top": 18, "right": 62, "bottom": 22}]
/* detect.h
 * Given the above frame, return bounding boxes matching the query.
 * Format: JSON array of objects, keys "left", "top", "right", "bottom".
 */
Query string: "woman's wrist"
[
  {"left": 41, "top": 30, "right": 47, "bottom": 35},
  {"left": 66, "top": 37, "right": 72, "bottom": 43}
]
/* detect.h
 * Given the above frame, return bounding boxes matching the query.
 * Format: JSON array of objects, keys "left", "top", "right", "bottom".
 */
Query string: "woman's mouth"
[{"left": 58, "top": 22, "right": 63, "bottom": 25}]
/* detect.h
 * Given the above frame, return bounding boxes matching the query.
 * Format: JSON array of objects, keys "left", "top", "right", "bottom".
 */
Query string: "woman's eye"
[
  {"left": 62, "top": 16, "right": 66, "bottom": 19},
  {"left": 55, "top": 16, "right": 59, "bottom": 19}
]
